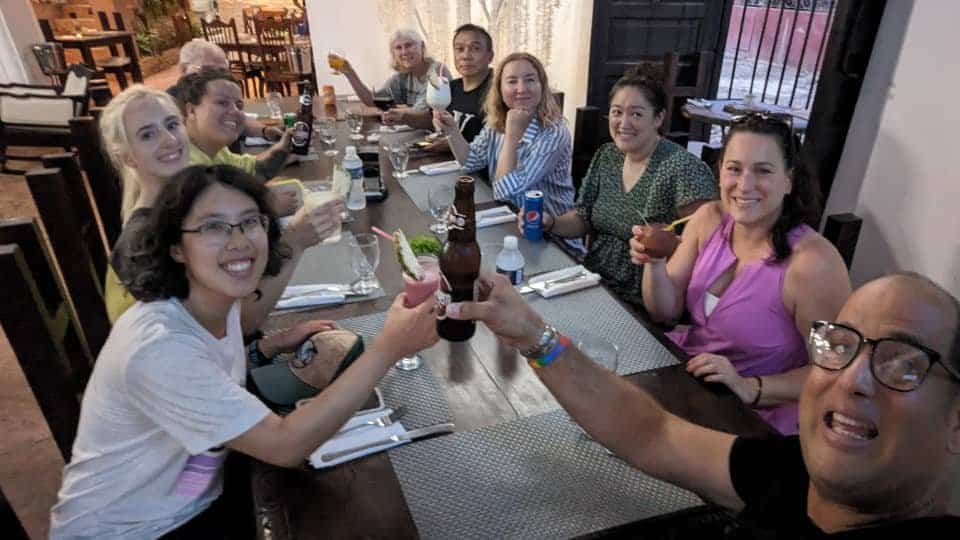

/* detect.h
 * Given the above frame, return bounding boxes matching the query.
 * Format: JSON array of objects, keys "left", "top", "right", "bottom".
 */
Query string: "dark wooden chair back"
[
  {"left": 242, "top": 7, "right": 260, "bottom": 34},
  {"left": 0, "top": 86, "right": 86, "bottom": 173},
  {"left": 70, "top": 115, "right": 122, "bottom": 247},
  {"left": 661, "top": 51, "right": 714, "bottom": 146},
  {"left": 0, "top": 483, "right": 30, "bottom": 540},
  {"left": 171, "top": 12, "right": 193, "bottom": 46},
  {"left": 256, "top": 18, "right": 297, "bottom": 94},
  {"left": 38, "top": 19, "right": 55, "bottom": 41},
  {"left": 0, "top": 233, "right": 88, "bottom": 462},
  {"left": 25, "top": 166, "right": 111, "bottom": 358},
  {"left": 572, "top": 106, "right": 612, "bottom": 193},
  {"left": 256, "top": 16, "right": 294, "bottom": 49},
  {"left": 202, "top": 16, "right": 241, "bottom": 55}
]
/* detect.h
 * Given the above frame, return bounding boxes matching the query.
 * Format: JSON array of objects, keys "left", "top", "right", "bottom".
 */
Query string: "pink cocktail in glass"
[{"left": 403, "top": 256, "right": 440, "bottom": 307}]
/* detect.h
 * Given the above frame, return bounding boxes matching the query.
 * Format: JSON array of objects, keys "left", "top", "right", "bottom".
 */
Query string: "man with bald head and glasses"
[{"left": 444, "top": 271, "right": 960, "bottom": 537}]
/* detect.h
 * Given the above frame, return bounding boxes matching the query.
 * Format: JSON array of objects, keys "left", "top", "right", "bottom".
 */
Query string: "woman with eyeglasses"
[
  {"left": 50, "top": 165, "right": 439, "bottom": 538},
  {"left": 630, "top": 114, "right": 852, "bottom": 434},
  {"left": 99, "top": 84, "right": 343, "bottom": 331},
  {"left": 513, "top": 66, "right": 718, "bottom": 305}
]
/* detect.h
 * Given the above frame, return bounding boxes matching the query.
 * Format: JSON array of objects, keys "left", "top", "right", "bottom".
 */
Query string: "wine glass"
[
  {"left": 328, "top": 48, "right": 346, "bottom": 75},
  {"left": 266, "top": 91, "right": 283, "bottom": 123},
  {"left": 388, "top": 142, "right": 410, "bottom": 180},
  {"left": 349, "top": 233, "right": 380, "bottom": 295},
  {"left": 317, "top": 117, "right": 337, "bottom": 156},
  {"left": 425, "top": 72, "right": 451, "bottom": 136},
  {"left": 395, "top": 255, "right": 440, "bottom": 371},
  {"left": 372, "top": 86, "right": 395, "bottom": 112},
  {"left": 427, "top": 184, "right": 454, "bottom": 235},
  {"left": 346, "top": 110, "right": 363, "bottom": 140}
]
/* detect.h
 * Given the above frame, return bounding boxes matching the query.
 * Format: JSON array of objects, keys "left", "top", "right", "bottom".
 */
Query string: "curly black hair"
[
  {"left": 608, "top": 63, "right": 668, "bottom": 117},
  {"left": 123, "top": 165, "right": 289, "bottom": 302},
  {"left": 170, "top": 67, "right": 241, "bottom": 116},
  {"left": 720, "top": 114, "right": 821, "bottom": 262}
]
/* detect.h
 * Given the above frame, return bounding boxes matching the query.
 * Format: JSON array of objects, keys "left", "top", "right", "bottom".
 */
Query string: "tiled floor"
[{"left": 0, "top": 66, "right": 176, "bottom": 539}]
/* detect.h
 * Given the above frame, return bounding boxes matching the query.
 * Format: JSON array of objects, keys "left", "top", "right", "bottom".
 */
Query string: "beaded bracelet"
[{"left": 528, "top": 334, "right": 571, "bottom": 369}]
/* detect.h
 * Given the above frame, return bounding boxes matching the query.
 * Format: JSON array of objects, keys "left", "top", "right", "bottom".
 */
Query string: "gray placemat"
[
  {"left": 335, "top": 310, "right": 452, "bottom": 430},
  {"left": 399, "top": 171, "right": 495, "bottom": 213},
  {"left": 389, "top": 409, "right": 702, "bottom": 539},
  {"left": 478, "top": 220, "right": 575, "bottom": 277},
  {"left": 288, "top": 231, "right": 386, "bottom": 304},
  {"left": 528, "top": 286, "right": 680, "bottom": 375}
]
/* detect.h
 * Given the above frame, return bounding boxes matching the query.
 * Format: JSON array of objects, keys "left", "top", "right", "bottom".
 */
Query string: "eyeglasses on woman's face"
[{"left": 181, "top": 214, "right": 269, "bottom": 245}]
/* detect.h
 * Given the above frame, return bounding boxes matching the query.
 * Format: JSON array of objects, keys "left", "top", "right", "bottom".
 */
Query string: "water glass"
[
  {"left": 266, "top": 92, "right": 283, "bottom": 122},
  {"left": 577, "top": 336, "right": 620, "bottom": 374},
  {"left": 388, "top": 143, "right": 410, "bottom": 179},
  {"left": 317, "top": 118, "right": 337, "bottom": 156},
  {"left": 427, "top": 184, "right": 454, "bottom": 235},
  {"left": 346, "top": 110, "right": 363, "bottom": 140},
  {"left": 349, "top": 233, "right": 380, "bottom": 295}
]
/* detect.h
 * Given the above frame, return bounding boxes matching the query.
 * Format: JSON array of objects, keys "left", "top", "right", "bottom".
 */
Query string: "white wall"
[
  {"left": 0, "top": 0, "right": 47, "bottom": 84},
  {"left": 823, "top": 0, "right": 959, "bottom": 297}
]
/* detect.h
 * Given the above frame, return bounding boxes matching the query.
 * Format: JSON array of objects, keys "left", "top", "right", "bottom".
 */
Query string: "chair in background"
[
  {"left": 256, "top": 17, "right": 298, "bottom": 96},
  {"left": 242, "top": 7, "right": 261, "bottom": 35},
  {"left": 25, "top": 166, "right": 111, "bottom": 359},
  {"left": 571, "top": 106, "right": 612, "bottom": 193},
  {"left": 171, "top": 11, "right": 194, "bottom": 46},
  {"left": 91, "top": 11, "right": 133, "bottom": 90},
  {"left": 0, "top": 218, "right": 93, "bottom": 462},
  {"left": 660, "top": 51, "right": 714, "bottom": 147},
  {"left": 71, "top": 114, "right": 123, "bottom": 247},
  {"left": 202, "top": 17, "right": 262, "bottom": 98}
]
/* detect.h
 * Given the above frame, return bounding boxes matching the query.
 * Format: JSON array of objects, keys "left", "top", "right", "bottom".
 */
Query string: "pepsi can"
[{"left": 523, "top": 190, "right": 544, "bottom": 241}]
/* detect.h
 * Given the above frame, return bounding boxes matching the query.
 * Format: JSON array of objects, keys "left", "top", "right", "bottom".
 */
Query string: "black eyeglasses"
[
  {"left": 808, "top": 320, "right": 960, "bottom": 392},
  {"left": 181, "top": 214, "right": 269, "bottom": 244}
]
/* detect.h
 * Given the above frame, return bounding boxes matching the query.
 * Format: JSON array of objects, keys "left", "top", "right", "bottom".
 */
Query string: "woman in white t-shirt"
[{"left": 50, "top": 165, "right": 439, "bottom": 539}]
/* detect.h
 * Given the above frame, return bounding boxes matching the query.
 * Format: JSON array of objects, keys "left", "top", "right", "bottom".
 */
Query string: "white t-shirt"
[{"left": 50, "top": 299, "right": 270, "bottom": 539}]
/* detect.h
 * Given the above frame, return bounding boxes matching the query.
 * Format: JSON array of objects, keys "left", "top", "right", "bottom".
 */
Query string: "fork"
[
  {"left": 338, "top": 406, "right": 407, "bottom": 436},
  {"left": 540, "top": 271, "right": 587, "bottom": 290}
]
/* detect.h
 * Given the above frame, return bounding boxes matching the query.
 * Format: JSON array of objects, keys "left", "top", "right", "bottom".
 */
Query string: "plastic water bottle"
[
  {"left": 343, "top": 146, "right": 366, "bottom": 211},
  {"left": 496, "top": 235, "right": 525, "bottom": 285}
]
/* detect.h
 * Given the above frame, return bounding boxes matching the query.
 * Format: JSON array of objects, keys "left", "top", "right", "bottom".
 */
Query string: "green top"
[
  {"left": 575, "top": 139, "right": 718, "bottom": 305},
  {"left": 188, "top": 142, "right": 257, "bottom": 175}
]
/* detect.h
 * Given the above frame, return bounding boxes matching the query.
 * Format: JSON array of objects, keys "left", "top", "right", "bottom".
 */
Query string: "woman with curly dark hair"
[
  {"left": 51, "top": 165, "right": 439, "bottom": 538},
  {"left": 630, "top": 114, "right": 851, "bottom": 435}
]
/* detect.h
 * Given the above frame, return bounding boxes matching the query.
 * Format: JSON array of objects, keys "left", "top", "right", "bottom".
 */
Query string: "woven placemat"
[
  {"left": 477, "top": 220, "right": 575, "bottom": 277},
  {"left": 389, "top": 409, "right": 702, "bottom": 539},
  {"left": 399, "top": 171, "right": 495, "bottom": 213},
  {"left": 528, "top": 286, "right": 680, "bottom": 375},
  {"left": 287, "top": 231, "right": 386, "bottom": 304},
  {"left": 335, "top": 311, "right": 452, "bottom": 430}
]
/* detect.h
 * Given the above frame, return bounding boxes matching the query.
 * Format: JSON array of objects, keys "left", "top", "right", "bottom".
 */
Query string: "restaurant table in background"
[
  {"left": 244, "top": 96, "right": 776, "bottom": 539},
  {"left": 682, "top": 98, "right": 809, "bottom": 132},
  {"left": 52, "top": 31, "right": 143, "bottom": 84}
]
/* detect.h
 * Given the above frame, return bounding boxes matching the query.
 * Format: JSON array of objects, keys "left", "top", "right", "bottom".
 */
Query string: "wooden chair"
[
  {"left": 571, "top": 106, "right": 612, "bottom": 193},
  {"left": 661, "top": 51, "right": 714, "bottom": 146},
  {"left": 25, "top": 166, "right": 111, "bottom": 359},
  {"left": 0, "top": 222, "right": 91, "bottom": 462},
  {"left": 0, "top": 79, "right": 90, "bottom": 173},
  {"left": 92, "top": 11, "right": 133, "bottom": 90},
  {"left": 38, "top": 19, "right": 55, "bottom": 41},
  {"left": 255, "top": 17, "right": 298, "bottom": 96},
  {"left": 171, "top": 11, "right": 194, "bottom": 46},
  {"left": 0, "top": 484, "right": 30, "bottom": 540},
  {"left": 71, "top": 115, "right": 123, "bottom": 247},
  {"left": 202, "top": 17, "right": 261, "bottom": 98},
  {"left": 242, "top": 7, "right": 261, "bottom": 35}
]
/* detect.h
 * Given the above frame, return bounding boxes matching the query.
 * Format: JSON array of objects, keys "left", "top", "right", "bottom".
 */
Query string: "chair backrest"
[
  {"left": 25, "top": 166, "right": 111, "bottom": 358},
  {"left": 242, "top": 7, "right": 260, "bottom": 34},
  {"left": 0, "top": 91, "right": 83, "bottom": 127},
  {"left": 572, "top": 106, "right": 612, "bottom": 193},
  {"left": 38, "top": 19, "right": 55, "bottom": 41},
  {"left": 171, "top": 12, "right": 193, "bottom": 46},
  {"left": 0, "top": 236, "right": 87, "bottom": 462},
  {"left": 70, "top": 115, "right": 122, "bottom": 247},
  {"left": 202, "top": 16, "right": 240, "bottom": 50},
  {"left": 255, "top": 16, "right": 294, "bottom": 49},
  {"left": 660, "top": 51, "right": 714, "bottom": 145}
]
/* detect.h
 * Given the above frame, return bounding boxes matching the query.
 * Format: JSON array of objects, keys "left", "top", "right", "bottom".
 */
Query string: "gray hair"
[
  {"left": 179, "top": 39, "right": 228, "bottom": 74},
  {"left": 388, "top": 28, "right": 429, "bottom": 72}
]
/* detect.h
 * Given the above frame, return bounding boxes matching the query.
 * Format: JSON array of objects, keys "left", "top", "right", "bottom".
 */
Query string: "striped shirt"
[{"left": 462, "top": 117, "right": 577, "bottom": 218}]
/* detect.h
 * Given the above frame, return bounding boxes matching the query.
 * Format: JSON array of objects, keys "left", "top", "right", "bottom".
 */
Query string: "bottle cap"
[
  {"left": 504, "top": 235, "right": 518, "bottom": 250},
  {"left": 344, "top": 146, "right": 359, "bottom": 159}
]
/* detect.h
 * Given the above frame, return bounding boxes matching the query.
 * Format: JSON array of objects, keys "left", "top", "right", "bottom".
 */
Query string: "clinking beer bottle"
[
  {"left": 438, "top": 176, "right": 481, "bottom": 341},
  {"left": 291, "top": 82, "right": 313, "bottom": 156}
]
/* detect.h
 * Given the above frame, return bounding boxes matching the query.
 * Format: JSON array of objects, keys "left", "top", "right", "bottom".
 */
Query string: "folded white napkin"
[
  {"left": 528, "top": 265, "right": 601, "bottom": 298},
  {"left": 309, "top": 409, "right": 408, "bottom": 468},
  {"left": 282, "top": 284, "right": 351, "bottom": 297},
  {"left": 275, "top": 292, "right": 345, "bottom": 310},
  {"left": 686, "top": 98, "right": 711, "bottom": 108},
  {"left": 244, "top": 136, "right": 272, "bottom": 147},
  {"left": 476, "top": 206, "right": 516, "bottom": 228},
  {"left": 379, "top": 124, "right": 414, "bottom": 133},
  {"left": 419, "top": 160, "right": 461, "bottom": 176}
]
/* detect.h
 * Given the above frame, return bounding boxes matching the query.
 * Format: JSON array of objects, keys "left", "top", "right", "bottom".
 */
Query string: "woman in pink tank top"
[{"left": 629, "top": 114, "right": 851, "bottom": 434}]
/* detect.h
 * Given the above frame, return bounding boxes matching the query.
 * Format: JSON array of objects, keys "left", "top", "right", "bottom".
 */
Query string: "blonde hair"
[
  {"left": 388, "top": 28, "right": 433, "bottom": 72},
  {"left": 483, "top": 52, "right": 562, "bottom": 133},
  {"left": 99, "top": 85, "right": 182, "bottom": 222}
]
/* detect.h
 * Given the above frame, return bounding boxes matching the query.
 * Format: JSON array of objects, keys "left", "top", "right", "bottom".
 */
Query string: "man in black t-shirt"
[
  {"left": 384, "top": 24, "right": 494, "bottom": 144},
  {"left": 446, "top": 272, "right": 960, "bottom": 538}
]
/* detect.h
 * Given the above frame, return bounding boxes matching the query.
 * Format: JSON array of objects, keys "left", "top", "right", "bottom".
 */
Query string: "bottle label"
[
  {"left": 346, "top": 166, "right": 363, "bottom": 179},
  {"left": 496, "top": 266, "right": 523, "bottom": 285},
  {"left": 292, "top": 121, "right": 310, "bottom": 146}
]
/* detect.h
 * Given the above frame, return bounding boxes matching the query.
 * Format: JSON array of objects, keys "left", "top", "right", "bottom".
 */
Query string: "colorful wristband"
[{"left": 528, "top": 333, "right": 571, "bottom": 369}]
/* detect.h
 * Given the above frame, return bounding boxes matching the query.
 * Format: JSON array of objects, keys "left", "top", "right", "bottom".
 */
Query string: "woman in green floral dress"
[{"left": 540, "top": 68, "right": 718, "bottom": 305}]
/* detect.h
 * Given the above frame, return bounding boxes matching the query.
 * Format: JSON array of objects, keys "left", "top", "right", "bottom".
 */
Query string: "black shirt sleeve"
[{"left": 729, "top": 435, "right": 810, "bottom": 530}]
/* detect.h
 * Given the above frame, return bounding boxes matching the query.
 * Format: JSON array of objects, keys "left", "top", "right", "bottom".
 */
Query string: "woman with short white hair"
[{"left": 333, "top": 28, "right": 451, "bottom": 108}]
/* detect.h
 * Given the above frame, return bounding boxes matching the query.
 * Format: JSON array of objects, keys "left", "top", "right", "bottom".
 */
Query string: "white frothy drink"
[{"left": 304, "top": 189, "right": 343, "bottom": 244}]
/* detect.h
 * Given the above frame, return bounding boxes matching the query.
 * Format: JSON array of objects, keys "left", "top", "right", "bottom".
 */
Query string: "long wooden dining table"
[{"left": 241, "top": 97, "right": 775, "bottom": 539}]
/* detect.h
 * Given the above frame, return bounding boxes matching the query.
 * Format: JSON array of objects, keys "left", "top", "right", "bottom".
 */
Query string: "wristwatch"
[
  {"left": 247, "top": 339, "right": 270, "bottom": 367},
  {"left": 518, "top": 325, "right": 557, "bottom": 358}
]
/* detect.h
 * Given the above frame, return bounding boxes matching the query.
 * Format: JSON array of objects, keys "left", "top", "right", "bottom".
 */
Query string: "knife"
[
  {"left": 320, "top": 422, "right": 455, "bottom": 462},
  {"left": 283, "top": 284, "right": 363, "bottom": 297},
  {"left": 516, "top": 268, "right": 588, "bottom": 294}
]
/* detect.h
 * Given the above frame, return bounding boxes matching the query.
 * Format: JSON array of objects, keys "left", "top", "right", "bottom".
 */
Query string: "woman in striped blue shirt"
[{"left": 435, "top": 52, "right": 577, "bottom": 237}]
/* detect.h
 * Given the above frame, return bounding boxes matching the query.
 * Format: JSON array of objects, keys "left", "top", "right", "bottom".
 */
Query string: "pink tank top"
[{"left": 667, "top": 213, "right": 814, "bottom": 434}]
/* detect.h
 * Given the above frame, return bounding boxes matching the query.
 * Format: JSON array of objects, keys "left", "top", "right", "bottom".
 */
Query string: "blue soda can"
[{"left": 523, "top": 190, "right": 544, "bottom": 242}]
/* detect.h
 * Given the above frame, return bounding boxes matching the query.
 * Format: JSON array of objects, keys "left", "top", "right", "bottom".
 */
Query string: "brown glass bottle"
[
  {"left": 438, "top": 176, "right": 481, "bottom": 341},
  {"left": 291, "top": 82, "right": 313, "bottom": 156}
]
